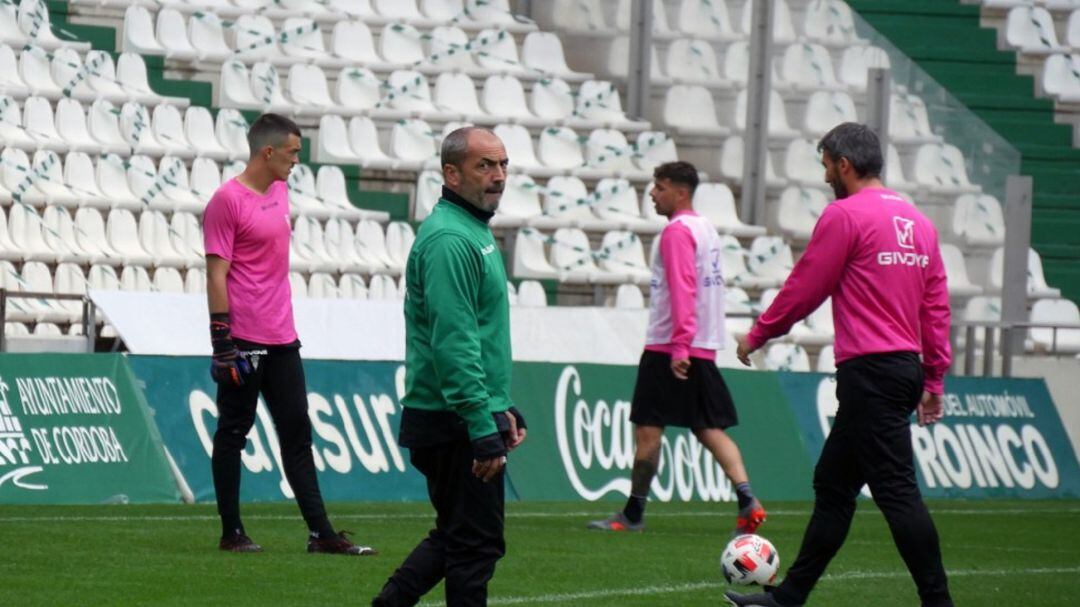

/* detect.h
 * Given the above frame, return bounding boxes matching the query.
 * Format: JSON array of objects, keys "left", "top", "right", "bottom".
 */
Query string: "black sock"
[
  {"left": 308, "top": 517, "right": 337, "bottom": 539},
  {"left": 623, "top": 495, "right": 647, "bottom": 523},
  {"left": 222, "top": 524, "right": 245, "bottom": 539},
  {"left": 735, "top": 482, "right": 755, "bottom": 510}
]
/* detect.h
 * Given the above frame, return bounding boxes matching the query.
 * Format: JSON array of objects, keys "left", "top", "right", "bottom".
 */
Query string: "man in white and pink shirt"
[
  {"left": 588, "top": 161, "right": 766, "bottom": 535},
  {"left": 727, "top": 123, "right": 953, "bottom": 607}
]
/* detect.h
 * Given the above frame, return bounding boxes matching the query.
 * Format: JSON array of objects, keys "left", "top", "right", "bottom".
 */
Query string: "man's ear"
[{"left": 443, "top": 163, "right": 458, "bottom": 187}]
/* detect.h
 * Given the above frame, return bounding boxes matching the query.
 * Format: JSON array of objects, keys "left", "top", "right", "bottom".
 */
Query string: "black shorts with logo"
[{"left": 629, "top": 350, "right": 738, "bottom": 429}]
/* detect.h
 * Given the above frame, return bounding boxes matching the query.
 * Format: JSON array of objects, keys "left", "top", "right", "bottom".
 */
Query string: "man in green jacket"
[{"left": 372, "top": 127, "right": 527, "bottom": 607}]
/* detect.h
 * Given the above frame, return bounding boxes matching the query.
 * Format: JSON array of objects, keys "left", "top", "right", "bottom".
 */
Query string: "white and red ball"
[{"left": 720, "top": 534, "right": 780, "bottom": 586}]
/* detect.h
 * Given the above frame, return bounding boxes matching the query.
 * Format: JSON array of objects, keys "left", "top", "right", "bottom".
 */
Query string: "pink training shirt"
[
  {"left": 645, "top": 210, "right": 726, "bottom": 362},
  {"left": 202, "top": 178, "right": 298, "bottom": 345},
  {"left": 746, "top": 187, "right": 951, "bottom": 393}
]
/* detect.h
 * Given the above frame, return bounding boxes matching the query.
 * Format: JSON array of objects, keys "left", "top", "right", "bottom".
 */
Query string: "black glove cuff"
[
  {"left": 210, "top": 313, "right": 233, "bottom": 352},
  {"left": 471, "top": 432, "right": 507, "bottom": 460},
  {"left": 508, "top": 406, "right": 527, "bottom": 430}
]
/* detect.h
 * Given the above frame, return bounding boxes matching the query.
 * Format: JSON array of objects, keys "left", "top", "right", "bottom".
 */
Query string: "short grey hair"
[{"left": 441, "top": 126, "right": 494, "bottom": 168}]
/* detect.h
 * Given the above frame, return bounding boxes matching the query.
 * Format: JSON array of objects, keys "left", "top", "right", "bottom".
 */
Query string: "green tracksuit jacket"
[{"left": 402, "top": 197, "right": 512, "bottom": 441}]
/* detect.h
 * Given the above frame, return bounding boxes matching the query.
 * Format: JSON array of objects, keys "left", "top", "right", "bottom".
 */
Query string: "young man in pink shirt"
[
  {"left": 203, "top": 113, "right": 375, "bottom": 556},
  {"left": 587, "top": 161, "right": 765, "bottom": 535},
  {"left": 726, "top": 123, "right": 953, "bottom": 607}
]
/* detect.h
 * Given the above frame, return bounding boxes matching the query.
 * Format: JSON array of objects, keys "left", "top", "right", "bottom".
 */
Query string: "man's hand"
[
  {"left": 736, "top": 336, "right": 756, "bottom": 367},
  {"left": 917, "top": 391, "right": 944, "bottom": 426},
  {"left": 503, "top": 410, "right": 527, "bottom": 451},
  {"left": 472, "top": 456, "right": 506, "bottom": 482},
  {"left": 670, "top": 357, "right": 691, "bottom": 380},
  {"left": 209, "top": 313, "right": 250, "bottom": 387}
]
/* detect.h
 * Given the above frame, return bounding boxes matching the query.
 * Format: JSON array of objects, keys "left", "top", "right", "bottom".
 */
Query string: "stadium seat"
[
  {"left": 537, "top": 126, "right": 585, "bottom": 171},
  {"left": 318, "top": 165, "right": 377, "bottom": 221},
  {"left": 693, "top": 183, "right": 766, "bottom": 238},
  {"left": 512, "top": 227, "right": 560, "bottom": 280},
  {"left": 0, "top": 95, "right": 35, "bottom": 148},
  {"left": 152, "top": 104, "right": 195, "bottom": 158},
  {"left": 123, "top": 5, "right": 164, "bottom": 57},
  {"left": 0, "top": 1, "right": 26, "bottom": 48},
  {"left": 633, "top": 131, "right": 677, "bottom": 174},
  {"left": 1041, "top": 53, "right": 1080, "bottom": 101},
  {"left": 117, "top": 53, "right": 171, "bottom": 106},
  {"left": 782, "top": 138, "right": 827, "bottom": 187},
  {"left": 185, "top": 267, "right": 207, "bottom": 294},
  {"left": 287, "top": 164, "right": 333, "bottom": 220},
  {"left": 281, "top": 18, "right": 333, "bottom": 64},
  {"left": 152, "top": 267, "right": 185, "bottom": 293},
  {"left": 356, "top": 219, "right": 398, "bottom": 273},
  {"left": 385, "top": 69, "right": 447, "bottom": 117},
  {"left": 672, "top": 0, "right": 739, "bottom": 40},
  {"left": 816, "top": 345, "right": 836, "bottom": 373},
  {"left": 288, "top": 271, "right": 308, "bottom": 298},
  {"left": 492, "top": 173, "right": 542, "bottom": 228},
  {"left": 324, "top": 218, "right": 370, "bottom": 274},
  {"left": 746, "top": 235, "right": 793, "bottom": 286},
  {"left": 961, "top": 295, "right": 1001, "bottom": 347},
  {"left": 75, "top": 208, "right": 123, "bottom": 265},
  {"left": 802, "top": 0, "right": 866, "bottom": 46},
  {"left": 170, "top": 212, "right": 204, "bottom": 268},
  {"left": 413, "top": 170, "right": 443, "bottom": 221},
  {"left": 55, "top": 98, "right": 105, "bottom": 154},
  {"left": 385, "top": 221, "right": 415, "bottom": 270},
  {"left": 62, "top": 152, "right": 108, "bottom": 210},
  {"left": 428, "top": 25, "right": 477, "bottom": 72},
  {"left": 118, "top": 265, "right": 152, "bottom": 292},
  {"left": 473, "top": 28, "right": 525, "bottom": 74},
  {"left": 139, "top": 210, "right": 196, "bottom": 269},
  {"left": 53, "top": 262, "right": 88, "bottom": 320},
  {"left": 0, "top": 261, "right": 38, "bottom": 322},
  {"left": 839, "top": 45, "right": 891, "bottom": 91},
  {"left": 1, "top": 147, "right": 45, "bottom": 206},
  {"left": 336, "top": 66, "right": 384, "bottom": 115},
  {"left": 737, "top": 0, "right": 797, "bottom": 44},
  {"left": 733, "top": 89, "right": 800, "bottom": 139},
  {"left": 951, "top": 193, "right": 1006, "bottom": 247},
  {"left": 889, "top": 94, "right": 940, "bottom": 145},
  {"left": 293, "top": 216, "right": 339, "bottom": 273},
  {"left": 551, "top": 226, "right": 622, "bottom": 284},
  {"left": 223, "top": 160, "right": 247, "bottom": 187},
  {"left": 390, "top": 118, "right": 440, "bottom": 169},
  {"left": 539, "top": 0, "right": 612, "bottom": 33},
  {"left": 42, "top": 204, "right": 90, "bottom": 263},
  {"left": 638, "top": 183, "right": 667, "bottom": 227},
  {"left": 542, "top": 175, "right": 618, "bottom": 231},
  {"left": 776, "top": 186, "right": 827, "bottom": 241},
  {"left": 215, "top": 109, "right": 251, "bottom": 160},
  {"left": 183, "top": 106, "right": 230, "bottom": 161},
  {"left": 516, "top": 279, "right": 547, "bottom": 306},
  {"left": 366, "top": 274, "right": 398, "bottom": 300},
  {"left": 988, "top": 246, "right": 1061, "bottom": 298},
  {"left": 88, "top": 264, "right": 121, "bottom": 291},
  {"left": 576, "top": 80, "right": 634, "bottom": 125},
  {"left": 380, "top": 22, "right": 426, "bottom": 65},
  {"left": 1028, "top": 298, "right": 1080, "bottom": 353},
  {"left": 155, "top": 8, "right": 197, "bottom": 62},
  {"left": 662, "top": 84, "right": 727, "bottom": 137},
  {"left": 0, "top": 44, "right": 27, "bottom": 98},
  {"left": 107, "top": 208, "right": 154, "bottom": 267},
  {"left": 18, "top": 0, "right": 80, "bottom": 51},
  {"left": 482, "top": 74, "right": 535, "bottom": 123},
  {"left": 1005, "top": 6, "right": 1064, "bottom": 54},
  {"left": 93, "top": 153, "right": 140, "bottom": 210},
  {"left": 763, "top": 343, "right": 811, "bottom": 371},
  {"left": 248, "top": 62, "right": 291, "bottom": 113},
  {"left": 802, "top": 91, "right": 858, "bottom": 137},
  {"left": 233, "top": 15, "right": 282, "bottom": 62},
  {"left": 51, "top": 47, "right": 96, "bottom": 102},
  {"left": 529, "top": 77, "right": 575, "bottom": 122},
  {"left": 331, "top": 21, "right": 391, "bottom": 70},
  {"left": 120, "top": 102, "right": 169, "bottom": 155},
  {"left": 219, "top": 60, "right": 261, "bottom": 110},
  {"left": 186, "top": 11, "right": 231, "bottom": 62},
  {"left": 338, "top": 273, "right": 368, "bottom": 299},
  {"left": 885, "top": 145, "right": 920, "bottom": 193},
  {"left": 522, "top": 32, "right": 591, "bottom": 80},
  {"left": 776, "top": 42, "right": 842, "bottom": 91},
  {"left": 493, "top": 123, "right": 546, "bottom": 174},
  {"left": 911, "top": 143, "right": 980, "bottom": 194},
  {"left": 307, "top": 272, "right": 338, "bottom": 299},
  {"left": 434, "top": 72, "right": 486, "bottom": 122},
  {"left": 664, "top": 38, "right": 723, "bottom": 85},
  {"left": 346, "top": 116, "right": 395, "bottom": 170},
  {"left": 20, "top": 261, "right": 68, "bottom": 322},
  {"left": 597, "top": 230, "right": 651, "bottom": 285},
  {"left": 8, "top": 203, "right": 57, "bottom": 262},
  {"left": 584, "top": 128, "right": 647, "bottom": 178},
  {"left": 719, "top": 136, "right": 785, "bottom": 188},
  {"left": 22, "top": 95, "right": 66, "bottom": 151},
  {"left": 286, "top": 64, "right": 337, "bottom": 111},
  {"left": 592, "top": 177, "right": 658, "bottom": 232},
  {"left": 30, "top": 150, "right": 79, "bottom": 207}
]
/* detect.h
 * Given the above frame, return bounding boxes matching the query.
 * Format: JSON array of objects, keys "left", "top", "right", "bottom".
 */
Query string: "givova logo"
[
  {"left": 0, "top": 375, "right": 46, "bottom": 491},
  {"left": 554, "top": 366, "right": 735, "bottom": 503},
  {"left": 814, "top": 378, "right": 1060, "bottom": 492}
]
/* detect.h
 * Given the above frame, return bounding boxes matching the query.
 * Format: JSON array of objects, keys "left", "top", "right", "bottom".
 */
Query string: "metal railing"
[
  {"left": 951, "top": 319, "right": 1080, "bottom": 377},
  {"left": 0, "top": 289, "right": 98, "bottom": 353}
]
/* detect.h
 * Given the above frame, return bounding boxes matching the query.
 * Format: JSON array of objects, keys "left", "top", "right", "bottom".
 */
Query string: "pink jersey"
[
  {"left": 645, "top": 210, "right": 726, "bottom": 361},
  {"left": 202, "top": 178, "right": 297, "bottom": 345},
  {"left": 746, "top": 187, "right": 951, "bottom": 393}
]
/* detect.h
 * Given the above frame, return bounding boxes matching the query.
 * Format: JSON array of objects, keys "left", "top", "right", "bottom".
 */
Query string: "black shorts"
[{"left": 629, "top": 350, "right": 738, "bottom": 429}]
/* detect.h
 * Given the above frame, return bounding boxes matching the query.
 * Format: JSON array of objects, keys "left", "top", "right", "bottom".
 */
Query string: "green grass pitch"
[{"left": 1, "top": 500, "right": 1078, "bottom": 605}]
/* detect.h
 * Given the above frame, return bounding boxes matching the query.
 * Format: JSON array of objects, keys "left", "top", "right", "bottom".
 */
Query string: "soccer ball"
[{"left": 720, "top": 534, "right": 780, "bottom": 586}]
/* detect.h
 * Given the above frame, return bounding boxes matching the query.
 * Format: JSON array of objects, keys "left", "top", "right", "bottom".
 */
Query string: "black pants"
[
  {"left": 212, "top": 344, "right": 331, "bottom": 536},
  {"left": 773, "top": 352, "right": 953, "bottom": 607},
  {"left": 373, "top": 438, "right": 506, "bottom": 607}
]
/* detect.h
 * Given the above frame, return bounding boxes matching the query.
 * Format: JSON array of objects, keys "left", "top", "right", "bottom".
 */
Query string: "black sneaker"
[
  {"left": 724, "top": 589, "right": 801, "bottom": 607},
  {"left": 307, "top": 530, "right": 377, "bottom": 556},
  {"left": 219, "top": 532, "right": 262, "bottom": 553}
]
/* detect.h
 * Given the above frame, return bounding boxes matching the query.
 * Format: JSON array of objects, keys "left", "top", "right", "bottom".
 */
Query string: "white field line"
[
  {"left": 418, "top": 566, "right": 1080, "bottom": 606},
  {"left": 0, "top": 506, "right": 1078, "bottom": 523}
]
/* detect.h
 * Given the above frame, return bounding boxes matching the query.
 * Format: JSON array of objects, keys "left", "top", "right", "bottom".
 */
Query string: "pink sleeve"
[
  {"left": 202, "top": 190, "right": 236, "bottom": 261},
  {"left": 920, "top": 234, "right": 952, "bottom": 394},
  {"left": 660, "top": 221, "right": 697, "bottom": 360},
  {"left": 747, "top": 206, "right": 853, "bottom": 350}
]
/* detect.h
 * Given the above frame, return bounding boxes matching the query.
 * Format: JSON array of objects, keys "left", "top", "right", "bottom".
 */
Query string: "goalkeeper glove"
[{"left": 209, "top": 313, "right": 251, "bottom": 387}]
